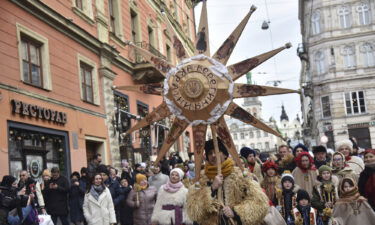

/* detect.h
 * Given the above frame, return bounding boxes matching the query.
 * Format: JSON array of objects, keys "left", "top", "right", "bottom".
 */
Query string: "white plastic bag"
[{"left": 38, "top": 214, "right": 54, "bottom": 225}]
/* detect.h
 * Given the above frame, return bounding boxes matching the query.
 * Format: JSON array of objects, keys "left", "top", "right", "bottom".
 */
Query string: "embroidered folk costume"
[
  {"left": 293, "top": 189, "right": 322, "bottom": 225},
  {"left": 275, "top": 172, "right": 298, "bottom": 225},
  {"left": 311, "top": 166, "right": 338, "bottom": 225},
  {"left": 292, "top": 152, "right": 318, "bottom": 197},
  {"left": 186, "top": 139, "right": 269, "bottom": 225},
  {"left": 332, "top": 177, "right": 375, "bottom": 225},
  {"left": 261, "top": 160, "right": 280, "bottom": 201}
]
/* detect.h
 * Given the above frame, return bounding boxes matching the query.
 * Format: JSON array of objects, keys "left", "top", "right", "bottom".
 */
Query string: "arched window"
[
  {"left": 311, "top": 11, "right": 321, "bottom": 35},
  {"left": 338, "top": 6, "right": 351, "bottom": 28},
  {"left": 342, "top": 46, "right": 356, "bottom": 69},
  {"left": 361, "top": 43, "right": 375, "bottom": 67},
  {"left": 314, "top": 51, "right": 325, "bottom": 74},
  {"left": 249, "top": 131, "right": 254, "bottom": 138},
  {"left": 357, "top": 3, "right": 370, "bottom": 25}
]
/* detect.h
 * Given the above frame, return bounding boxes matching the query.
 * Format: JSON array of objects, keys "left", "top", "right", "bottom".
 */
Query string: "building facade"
[
  {"left": 298, "top": 0, "right": 375, "bottom": 150},
  {"left": 0, "top": 0, "right": 195, "bottom": 179}
]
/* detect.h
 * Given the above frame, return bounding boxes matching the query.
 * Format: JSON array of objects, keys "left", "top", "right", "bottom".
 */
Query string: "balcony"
[{"left": 129, "top": 41, "right": 167, "bottom": 84}]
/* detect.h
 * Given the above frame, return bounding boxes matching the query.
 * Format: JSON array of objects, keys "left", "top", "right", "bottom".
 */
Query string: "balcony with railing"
[{"left": 128, "top": 41, "right": 167, "bottom": 84}]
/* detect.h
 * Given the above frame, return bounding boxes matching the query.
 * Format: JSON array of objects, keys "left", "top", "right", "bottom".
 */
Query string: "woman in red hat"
[{"left": 261, "top": 160, "right": 280, "bottom": 201}]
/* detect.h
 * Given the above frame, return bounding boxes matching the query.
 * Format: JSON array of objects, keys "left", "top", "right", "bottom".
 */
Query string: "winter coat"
[
  {"left": 332, "top": 166, "right": 358, "bottom": 185},
  {"left": 332, "top": 198, "right": 375, "bottom": 224},
  {"left": 187, "top": 167, "right": 269, "bottom": 225},
  {"left": 358, "top": 164, "right": 375, "bottom": 211},
  {"left": 87, "top": 161, "right": 99, "bottom": 178},
  {"left": 121, "top": 170, "right": 134, "bottom": 186},
  {"left": 126, "top": 186, "right": 157, "bottom": 225},
  {"left": 249, "top": 162, "right": 263, "bottom": 183},
  {"left": 105, "top": 177, "right": 122, "bottom": 207},
  {"left": 151, "top": 185, "right": 192, "bottom": 225},
  {"left": 292, "top": 167, "right": 318, "bottom": 197},
  {"left": 148, "top": 173, "right": 169, "bottom": 191},
  {"left": 83, "top": 187, "right": 116, "bottom": 225},
  {"left": 42, "top": 175, "right": 69, "bottom": 216},
  {"left": 118, "top": 186, "right": 133, "bottom": 225},
  {"left": 69, "top": 180, "right": 86, "bottom": 222}
]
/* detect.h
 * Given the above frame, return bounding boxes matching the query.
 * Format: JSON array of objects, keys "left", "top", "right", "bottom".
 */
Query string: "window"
[
  {"left": 17, "top": 23, "right": 52, "bottom": 90},
  {"left": 249, "top": 131, "right": 254, "bottom": 138},
  {"left": 357, "top": 3, "right": 370, "bottom": 25},
  {"left": 77, "top": 54, "right": 99, "bottom": 105},
  {"left": 148, "top": 26, "right": 156, "bottom": 47},
  {"left": 314, "top": 51, "right": 325, "bottom": 74},
  {"left": 265, "top": 142, "right": 270, "bottom": 150},
  {"left": 21, "top": 37, "right": 43, "bottom": 88},
  {"left": 80, "top": 62, "right": 94, "bottom": 103},
  {"left": 345, "top": 91, "right": 366, "bottom": 115},
  {"left": 233, "top": 133, "right": 237, "bottom": 140},
  {"left": 257, "top": 143, "right": 262, "bottom": 149},
  {"left": 321, "top": 96, "right": 331, "bottom": 118},
  {"left": 240, "top": 133, "right": 244, "bottom": 139},
  {"left": 264, "top": 131, "right": 268, "bottom": 137},
  {"left": 250, "top": 143, "right": 255, "bottom": 149},
  {"left": 108, "top": 0, "right": 116, "bottom": 33},
  {"left": 137, "top": 102, "right": 150, "bottom": 152},
  {"left": 75, "top": 0, "right": 83, "bottom": 10},
  {"left": 338, "top": 6, "right": 351, "bottom": 28},
  {"left": 342, "top": 46, "right": 356, "bottom": 69},
  {"left": 131, "top": 10, "right": 140, "bottom": 42},
  {"left": 256, "top": 130, "right": 261, "bottom": 138},
  {"left": 311, "top": 11, "right": 321, "bottom": 35},
  {"left": 361, "top": 43, "right": 375, "bottom": 67}
]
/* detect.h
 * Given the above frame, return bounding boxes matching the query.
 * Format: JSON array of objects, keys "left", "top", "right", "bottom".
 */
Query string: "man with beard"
[
  {"left": 186, "top": 139, "right": 268, "bottom": 225},
  {"left": 312, "top": 146, "right": 330, "bottom": 169},
  {"left": 18, "top": 170, "right": 46, "bottom": 214}
]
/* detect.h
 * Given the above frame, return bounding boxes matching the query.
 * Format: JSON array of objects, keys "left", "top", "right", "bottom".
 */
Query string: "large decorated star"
[{"left": 114, "top": 1, "right": 298, "bottom": 180}]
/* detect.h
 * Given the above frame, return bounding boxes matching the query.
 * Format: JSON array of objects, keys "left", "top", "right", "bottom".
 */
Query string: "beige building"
[{"left": 298, "top": 0, "right": 375, "bottom": 149}]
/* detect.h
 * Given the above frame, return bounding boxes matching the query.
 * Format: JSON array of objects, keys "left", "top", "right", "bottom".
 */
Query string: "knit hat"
[
  {"left": 262, "top": 160, "right": 278, "bottom": 173},
  {"left": 281, "top": 171, "right": 294, "bottom": 185},
  {"left": 204, "top": 138, "right": 229, "bottom": 159},
  {"left": 335, "top": 140, "right": 353, "bottom": 151},
  {"left": 170, "top": 168, "right": 184, "bottom": 181},
  {"left": 318, "top": 165, "right": 332, "bottom": 175},
  {"left": 240, "top": 147, "right": 256, "bottom": 159},
  {"left": 136, "top": 173, "right": 147, "bottom": 184},
  {"left": 313, "top": 145, "right": 327, "bottom": 154},
  {"left": 42, "top": 169, "right": 51, "bottom": 177},
  {"left": 0, "top": 175, "right": 16, "bottom": 188},
  {"left": 296, "top": 189, "right": 310, "bottom": 202},
  {"left": 364, "top": 149, "right": 375, "bottom": 156},
  {"left": 293, "top": 143, "right": 309, "bottom": 156}
]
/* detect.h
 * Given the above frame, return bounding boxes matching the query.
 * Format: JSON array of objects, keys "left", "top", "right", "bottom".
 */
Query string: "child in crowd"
[
  {"left": 293, "top": 189, "right": 322, "bottom": 225},
  {"left": 275, "top": 171, "right": 299, "bottom": 225},
  {"left": 311, "top": 165, "right": 338, "bottom": 225},
  {"left": 261, "top": 160, "right": 280, "bottom": 201}
]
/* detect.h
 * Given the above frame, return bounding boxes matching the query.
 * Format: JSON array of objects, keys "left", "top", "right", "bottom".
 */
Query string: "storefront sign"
[{"left": 11, "top": 99, "right": 67, "bottom": 125}]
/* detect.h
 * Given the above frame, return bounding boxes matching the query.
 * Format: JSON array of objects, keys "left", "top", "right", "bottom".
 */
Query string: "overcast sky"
[{"left": 194, "top": 0, "right": 302, "bottom": 122}]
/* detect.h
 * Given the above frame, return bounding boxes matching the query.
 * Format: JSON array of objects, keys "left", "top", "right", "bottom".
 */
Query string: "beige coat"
[
  {"left": 83, "top": 187, "right": 116, "bottom": 225},
  {"left": 332, "top": 199, "right": 375, "bottom": 224},
  {"left": 187, "top": 167, "right": 269, "bottom": 225},
  {"left": 151, "top": 185, "right": 192, "bottom": 225},
  {"left": 292, "top": 167, "right": 318, "bottom": 197},
  {"left": 346, "top": 156, "right": 364, "bottom": 176},
  {"left": 251, "top": 162, "right": 264, "bottom": 183}
]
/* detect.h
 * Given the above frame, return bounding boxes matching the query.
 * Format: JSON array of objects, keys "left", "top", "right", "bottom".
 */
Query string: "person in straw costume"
[{"left": 186, "top": 138, "right": 269, "bottom": 225}]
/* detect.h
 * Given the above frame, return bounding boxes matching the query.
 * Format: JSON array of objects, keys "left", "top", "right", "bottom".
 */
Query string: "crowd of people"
[{"left": 1, "top": 138, "right": 375, "bottom": 225}]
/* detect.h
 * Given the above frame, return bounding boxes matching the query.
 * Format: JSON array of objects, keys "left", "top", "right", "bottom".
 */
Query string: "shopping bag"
[{"left": 38, "top": 214, "right": 54, "bottom": 225}]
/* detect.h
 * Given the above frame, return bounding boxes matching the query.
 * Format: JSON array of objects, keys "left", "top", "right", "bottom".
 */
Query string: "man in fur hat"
[
  {"left": 186, "top": 139, "right": 269, "bottom": 225},
  {"left": 240, "top": 147, "right": 263, "bottom": 183},
  {"left": 312, "top": 146, "right": 330, "bottom": 169}
]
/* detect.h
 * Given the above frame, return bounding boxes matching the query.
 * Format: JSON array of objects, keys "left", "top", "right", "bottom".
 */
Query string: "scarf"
[
  {"left": 163, "top": 179, "right": 183, "bottom": 193},
  {"left": 90, "top": 185, "right": 104, "bottom": 200},
  {"left": 297, "top": 205, "right": 311, "bottom": 225},
  {"left": 204, "top": 158, "right": 234, "bottom": 180},
  {"left": 134, "top": 183, "right": 148, "bottom": 191},
  {"left": 337, "top": 186, "right": 366, "bottom": 204},
  {"left": 248, "top": 163, "right": 255, "bottom": 173},
  {"left": 345, "top": 155, "right": 352, "bottom": 161}
]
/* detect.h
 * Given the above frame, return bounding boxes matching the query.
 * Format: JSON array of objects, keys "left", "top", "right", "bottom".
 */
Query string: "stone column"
[{"left": 99, "top": 66, "right": 120, "bottom": 168}]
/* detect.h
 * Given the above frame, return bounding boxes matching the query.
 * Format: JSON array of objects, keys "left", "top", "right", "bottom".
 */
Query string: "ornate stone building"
[
  {"left": 298, "top": 0, "right": 375, "bottom": 149},
  {"left": 0, "top": 0, "right": 195, "bottom": 178}
]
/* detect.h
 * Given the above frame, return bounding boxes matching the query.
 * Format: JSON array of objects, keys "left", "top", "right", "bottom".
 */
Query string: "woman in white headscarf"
[
  {"left": 151, "top": 168, "right": 192, "bottom": 225},
  {"left": 335, "top": 140, "right": 364, "bottom": 175}
]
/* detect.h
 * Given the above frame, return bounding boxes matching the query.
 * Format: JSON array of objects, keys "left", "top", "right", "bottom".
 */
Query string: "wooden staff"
[{"left": 211, "top": 125, "right": 223, "bottom": 203}]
